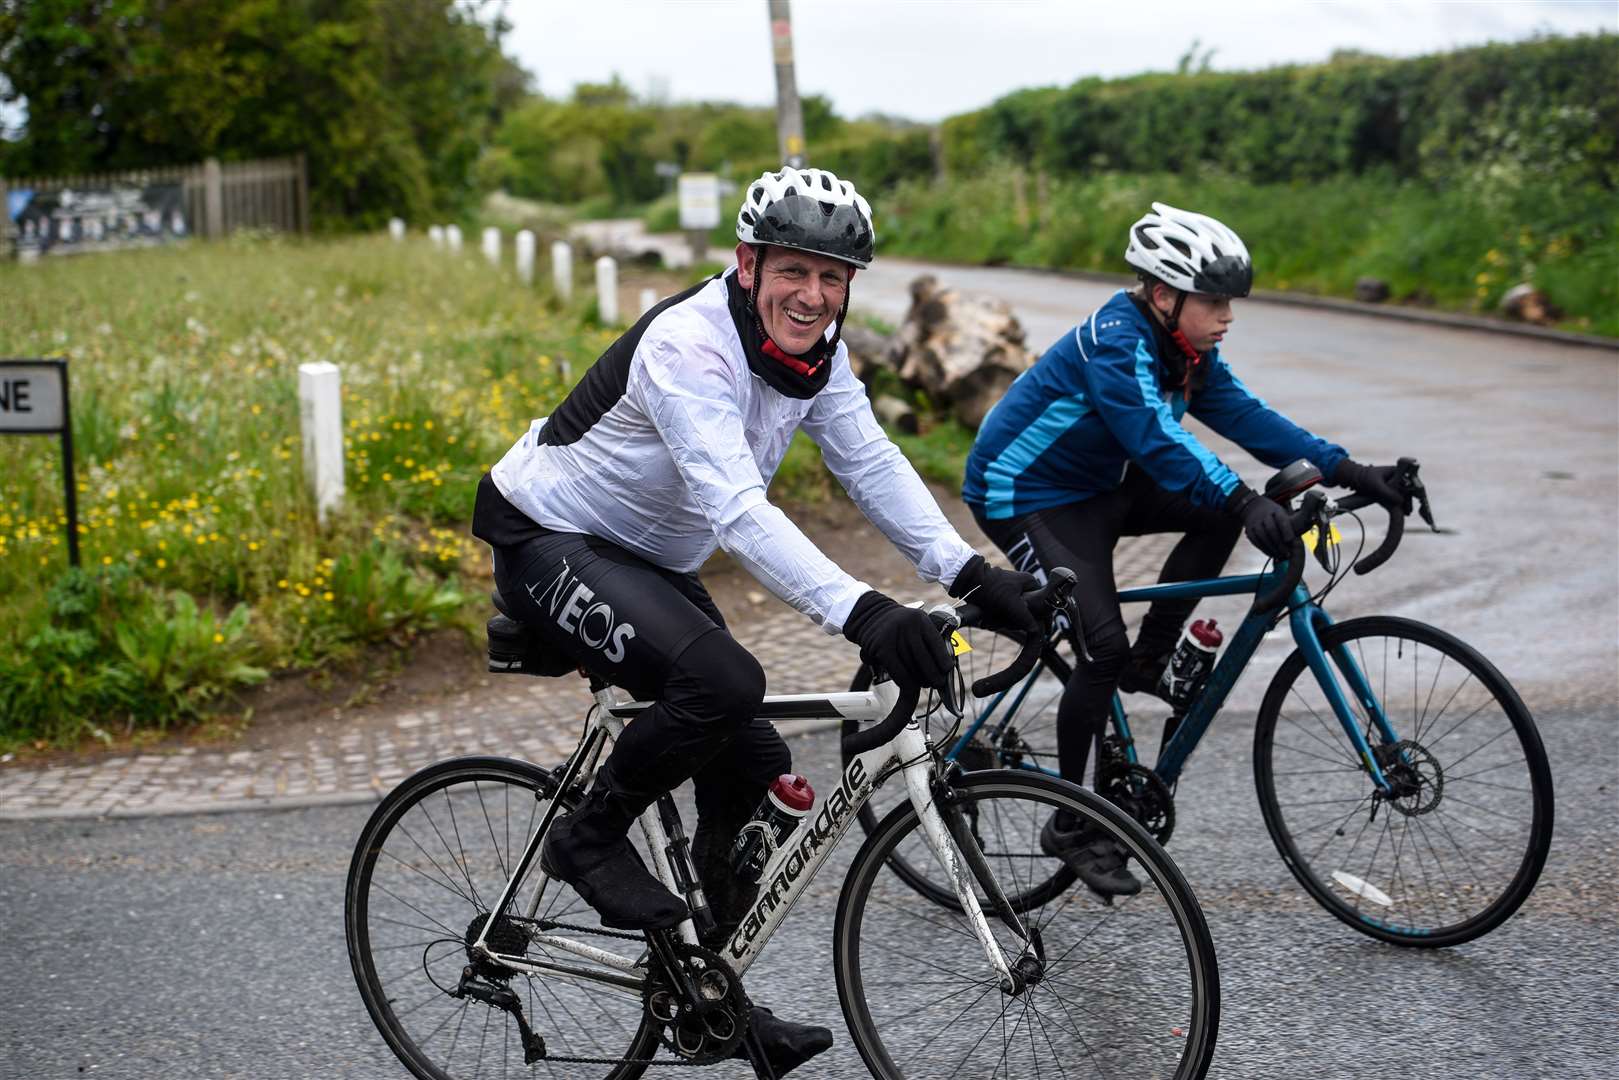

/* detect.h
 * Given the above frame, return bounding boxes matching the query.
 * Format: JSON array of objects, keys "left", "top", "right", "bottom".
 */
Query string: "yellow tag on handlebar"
[
  {"left": 1303, "top": 524, "right": 1343, "bottom": 552},
  {"left": 950, "top": 631, "right": 972, "bottom": 656}
]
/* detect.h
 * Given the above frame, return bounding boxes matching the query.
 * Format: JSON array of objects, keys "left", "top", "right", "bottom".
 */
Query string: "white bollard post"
[
  {"left": 446, "top": 224, "right": 463, "bottom": 253},
  {"left": 481, "top": 226, "right": 500, "bottom": 266},
  {"left": 639, "top": 288, "right": 657, "bottom": 318},
  {"left": 389, "top": 217, "right": 405, "bottom": 241},
  {"left": 515, "top": 230, "right": 535, "bottom": 286},
  {"left": 595, "top": 256, "right": 619, "bottom": 325},
  {"left": 551, "top": 240, "right": 573, "bottom": 302},
  {"left": 297, "top": 362, "right": 345, "bottom": 525},
  {"left": 428, "top": 225, "right": 444, "bottom": 247}
]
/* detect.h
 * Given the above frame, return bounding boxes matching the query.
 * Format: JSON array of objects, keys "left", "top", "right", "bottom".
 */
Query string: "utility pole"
[{"left": 767, "top": 0, "right": 807, "bottom": 168}]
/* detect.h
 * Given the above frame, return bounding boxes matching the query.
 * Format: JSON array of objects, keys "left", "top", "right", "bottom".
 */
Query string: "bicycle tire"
[
  {"left": 346, "top": 755, "right": 662, "bottom": 1080},
  {"left": 1253, "top": 616, "right": 1553, "bottom": 947},
  {"left": 835, "top": 769, "right": 1219, "bottom": 1079},
  {"left": 844, "top": 627, "right": 1075, "bottom": 910}
]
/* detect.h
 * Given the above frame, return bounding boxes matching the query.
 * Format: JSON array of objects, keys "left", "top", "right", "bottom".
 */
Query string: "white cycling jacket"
[{"left": 490, "top": 270, "right": 977, "bottom": 634}]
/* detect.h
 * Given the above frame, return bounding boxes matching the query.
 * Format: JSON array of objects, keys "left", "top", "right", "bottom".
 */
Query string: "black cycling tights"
[
  {"left": 490, "top": 527, "right": 790, "bottom": 874},
  {"left": 974, "top": 466, "right": 1241, "bottom": 785}
]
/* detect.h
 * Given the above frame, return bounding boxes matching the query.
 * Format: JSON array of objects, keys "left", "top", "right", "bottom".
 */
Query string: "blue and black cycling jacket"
[{"left": 963, "top": 290, "right": 1347, "bottom": 521}]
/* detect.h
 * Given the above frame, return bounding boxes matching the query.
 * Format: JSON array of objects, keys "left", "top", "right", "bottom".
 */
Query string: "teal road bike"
[{"left": 847, "top": 459, "right": 1554, "bottom": 948}]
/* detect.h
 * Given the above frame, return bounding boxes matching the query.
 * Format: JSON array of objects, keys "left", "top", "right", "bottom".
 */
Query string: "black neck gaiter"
[{"left": 1129, "top": 291, "right": 1211, "bottom": 400}]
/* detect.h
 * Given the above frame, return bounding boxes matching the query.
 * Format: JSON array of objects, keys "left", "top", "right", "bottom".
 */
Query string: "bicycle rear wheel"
[
  {"left": 845, "top": 625, "right": 1073, "bottom": 909},
  {"left": 345, "top": 756, "right": 661, "bottom": 1079},
  {"left": 1253, "top": 616, "right": 1553, "bottom": 947},
  {"left": 835, "top": 770, "right": 1219, "bottom": 1079}
]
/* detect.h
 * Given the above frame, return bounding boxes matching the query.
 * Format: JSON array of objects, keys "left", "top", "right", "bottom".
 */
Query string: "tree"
[{"left": 0, "top": 0, "right": 526, "bottom": 223}]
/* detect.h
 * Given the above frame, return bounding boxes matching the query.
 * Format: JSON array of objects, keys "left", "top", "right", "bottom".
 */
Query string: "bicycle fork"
[
  {"left": 1290, "top": 603, "right": 1408, "bottom": 798},
  {"left": 898, "top": 727, "right": 1042, "bottom": 995}
]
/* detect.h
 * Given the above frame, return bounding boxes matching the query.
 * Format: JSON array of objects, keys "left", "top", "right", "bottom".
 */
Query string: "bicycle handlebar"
[
  {"left": 1250, "top": 457, "right": 1427, "bottom": 615},
  {"left": 960, "top": 567, "right": 1078, "bottom": 698},
  {"left": 840, "top": 568, "right": 1078, "bottom": 758}
]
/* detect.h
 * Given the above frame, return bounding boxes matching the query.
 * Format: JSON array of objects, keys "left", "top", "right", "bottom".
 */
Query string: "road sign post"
[
  {"left": 1, "top": 358, "right": 78, "bottom": 566},
  {"left": 678, "top": 173, "right": 722, "bottom": 264}
]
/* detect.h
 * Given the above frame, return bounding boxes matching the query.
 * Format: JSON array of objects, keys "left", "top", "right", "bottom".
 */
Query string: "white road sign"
[
  {"left": 678, "top": 173, "right": 722, "bottom": 231},
  {"left": 0, "top": 361, "right": 66, "bottom": 432}
]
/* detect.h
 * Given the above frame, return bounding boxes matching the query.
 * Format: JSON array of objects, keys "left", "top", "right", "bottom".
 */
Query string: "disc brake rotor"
[{"left": 1375, "top": 740, "right": 1444, "bottom": 817}]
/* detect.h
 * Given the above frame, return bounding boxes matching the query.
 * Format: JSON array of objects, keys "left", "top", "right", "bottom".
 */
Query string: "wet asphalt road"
[
  {"left": 3, "top": 272, "right": 1616, "bottom": 1079},
  {"left": 1, "top": 715, "right": 1614, "bottom": 1080}
]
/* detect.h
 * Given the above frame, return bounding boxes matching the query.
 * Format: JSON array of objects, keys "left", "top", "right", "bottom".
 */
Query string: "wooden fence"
[{"left": 2, "top": 154, "right": 308, "bottom": 257}]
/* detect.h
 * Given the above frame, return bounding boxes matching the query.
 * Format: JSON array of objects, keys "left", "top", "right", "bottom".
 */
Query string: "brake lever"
[
  {"left": 1396, "top": 456, "right": 1443, "bottom": 533},
  {"left": 1312, "top": 524, "right": 1334, "bottom": 573},
  {"left": 928, "top": 603, "right": 966, "bottom": 719}
]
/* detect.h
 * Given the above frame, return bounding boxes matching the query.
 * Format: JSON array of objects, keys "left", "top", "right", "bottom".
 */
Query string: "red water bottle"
[
  {"left": 1158, "top": 619, "right": 1223, "bottom": 709},
  {"left": 730, "top": 774, "right": 815, "bottom": 883}
]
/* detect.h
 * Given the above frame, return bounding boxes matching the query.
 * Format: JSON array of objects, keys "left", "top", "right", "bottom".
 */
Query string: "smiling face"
[
  {"left": 735, "top": 243, "right": 854, "bottom": 355},
  {"left": 1149, "top": 281, "right": 1235, "bottom": 352}
]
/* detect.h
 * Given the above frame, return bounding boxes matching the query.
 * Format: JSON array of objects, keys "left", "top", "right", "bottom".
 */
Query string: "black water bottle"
[
  {"left": 729, "top": 774, "right": 815, "bottom": 884},
  {"left": 1158, "top": 619, "right": 1223, "bottom": 710}
]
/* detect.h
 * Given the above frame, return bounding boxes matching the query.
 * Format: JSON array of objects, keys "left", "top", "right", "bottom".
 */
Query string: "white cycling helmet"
[
  {"left": 736, "top": 166, "right": 875, "bottom": 269},
  {"left": 1124, "top": 202, "right": 1253, "bottom": 297}
]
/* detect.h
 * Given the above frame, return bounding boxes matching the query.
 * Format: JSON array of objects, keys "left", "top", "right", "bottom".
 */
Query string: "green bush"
[
  {"left": 880, "top": 167, "right": 1618, "bottom": 335},
  {"left": 943, "top": 35, "right": 1618, "bottom": 190},
  {"left": 0, "top": 567, "right": 266, "bottom": 744}
]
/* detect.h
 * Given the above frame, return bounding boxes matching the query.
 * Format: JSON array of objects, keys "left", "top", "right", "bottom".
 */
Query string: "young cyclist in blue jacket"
[{"left": 962, "top": 202, "right": 1407, "bottom": 895}]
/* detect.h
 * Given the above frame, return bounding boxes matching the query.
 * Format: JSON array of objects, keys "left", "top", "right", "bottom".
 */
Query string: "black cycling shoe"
[
  {"left": 1116, "top": 655, "right": 1171, "bottom": 701},
  {"left": 1040, "top": 812, "right": 1142, "bottom": 898},
  {"left": 733, "top": 1006, "right": 833, "bottom": 1077},
  {"left": 540, "top": 794, "right": 688, "bottom": 931}
]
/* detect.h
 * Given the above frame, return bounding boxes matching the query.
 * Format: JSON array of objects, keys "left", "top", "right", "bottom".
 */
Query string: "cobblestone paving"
[{"left": 0, "top": 535, "right": 1177, "bottom": 820}]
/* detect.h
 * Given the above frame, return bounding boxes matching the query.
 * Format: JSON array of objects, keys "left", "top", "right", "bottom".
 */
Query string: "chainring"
[
  {"left": 1099, "top": 761, "right": 1177, "bottom": 845},
  {"left": 642, "top": 942, "right": 750, "bottom": 1064}
]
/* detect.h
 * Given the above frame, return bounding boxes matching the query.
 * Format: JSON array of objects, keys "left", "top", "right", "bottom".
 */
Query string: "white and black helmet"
[
  {"left": 736, "top": 167, "right": 875, "bottom": 269},
  {"left": 1125, "top": 202, "right": 1253, "bottom": 297}
]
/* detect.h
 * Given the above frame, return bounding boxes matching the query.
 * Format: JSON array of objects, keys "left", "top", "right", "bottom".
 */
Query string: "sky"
[{"left": 498, "top": 0, "right": 1617, "bottom": 122}]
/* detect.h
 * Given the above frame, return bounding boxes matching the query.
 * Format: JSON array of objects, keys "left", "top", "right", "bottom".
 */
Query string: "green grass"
[
  {"left": 0, "top": 232, "right": 623, "bottom": 746},
  {"left": 880, "top": 167, "right": 1619, "bottom": 336},
  {"left": 0, "top": 231, "right": 872, "bottom": 747}
]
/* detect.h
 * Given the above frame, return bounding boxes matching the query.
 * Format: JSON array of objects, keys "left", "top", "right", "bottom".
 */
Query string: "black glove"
[
  {"left": 843, "top": 590, "right": 952, "bottom": 690},
  {"left": 1230, "top": 488, "right": 1294, "bottom": 561},
  {"left": 947, "top": 555, "right": 1039, "bottom": 638},
  {"left": 1333, "top": 458, "right": 1407, "bottom": 511}
]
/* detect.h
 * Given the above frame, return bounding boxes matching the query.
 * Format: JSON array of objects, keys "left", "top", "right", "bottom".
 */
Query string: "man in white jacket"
[{"left": 472, "top": 167, "right": 1036, "bottom": 1074}]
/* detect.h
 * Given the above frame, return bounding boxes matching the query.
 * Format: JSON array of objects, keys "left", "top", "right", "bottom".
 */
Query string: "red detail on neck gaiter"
[{"left": 762, "top": 335, "right": 824, "bottom": 378}]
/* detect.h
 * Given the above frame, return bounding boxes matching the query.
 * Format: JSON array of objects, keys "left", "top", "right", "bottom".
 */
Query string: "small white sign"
[
  {"left": 678, "top": 173, "right": 722, "bottom": 231},
  {"left": 0, "top": 362, "right": 66, "bottom": 432}
]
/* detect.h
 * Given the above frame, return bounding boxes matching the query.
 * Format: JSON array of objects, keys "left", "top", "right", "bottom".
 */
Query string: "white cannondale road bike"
[{"left": 346, "top": 569, "right": 1220, "bottom": 1079}]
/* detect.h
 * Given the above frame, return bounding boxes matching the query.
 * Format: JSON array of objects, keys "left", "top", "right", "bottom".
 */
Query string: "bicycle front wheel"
[
  {"left": 1253, "top": 616, "right": 1553, "bottom": 947},
  {"left": 835, "top": 770, "right": 1219, "bottom": 1079},
  {"left": 345, "top": 756, "right": 661, "bottom": 1080}
]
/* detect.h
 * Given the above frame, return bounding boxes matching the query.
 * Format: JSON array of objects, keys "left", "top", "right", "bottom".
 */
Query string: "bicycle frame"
[
  {"left": 953, "top": 559, "right": 1403, "bottom": 794},
  {"left": 469, "top": 678, "right": 1028, "bottom": 998}
]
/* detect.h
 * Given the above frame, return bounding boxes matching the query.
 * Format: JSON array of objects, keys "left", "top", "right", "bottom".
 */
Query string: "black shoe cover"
[
  {"left": 732, "top": 1006, "right": 833, "bottom": 1077},
  {"left": 1116, "top": 655, "right": 1170, "bottom": 700},
  {"left": 1040, "top": 813, "right": 1142, "bottom": 898},
  {"left": 540, "top": 811, "right": 687, "bottom": 931}
]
